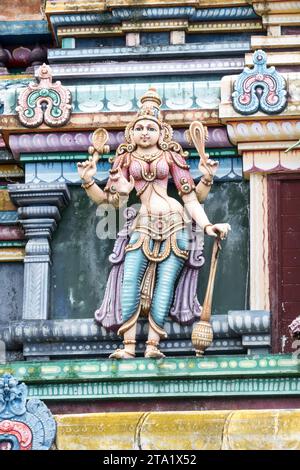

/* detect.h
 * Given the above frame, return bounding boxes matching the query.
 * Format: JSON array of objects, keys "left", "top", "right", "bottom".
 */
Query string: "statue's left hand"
[
  {"left": 109, "top": 168, "right": 135, "bottom": 196},
  {"left": 206, "top": 223, "right": 231, "bottom": 240}
]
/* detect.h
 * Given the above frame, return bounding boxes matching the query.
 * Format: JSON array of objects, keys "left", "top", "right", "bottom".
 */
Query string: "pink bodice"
[
  {"left": 106, "top": 150, "right": 195, "bottom": 198},
  {"left": 129, "top": 156, "right": 169, "bottom": 194}
]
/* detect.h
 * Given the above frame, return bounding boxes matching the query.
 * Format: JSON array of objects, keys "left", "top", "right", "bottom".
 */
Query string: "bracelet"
[
  {"left": 201, "top": 177, "right": 213, "bottom": 187},
  {"left": 204, "top": 223, "right": 213, "bottom": 234},
  {"left": 81, "top": 179, "right": 95, "bottom": 189}
]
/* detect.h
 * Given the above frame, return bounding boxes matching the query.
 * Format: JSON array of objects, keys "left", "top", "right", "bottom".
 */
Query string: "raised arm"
[
  {"left": 169, "top": 151, "right": 230, "bottom": 239},
  {"left": 103, "top": 153, "right": 134, "bottom": 208},
  {"left": 186, "top": 121, "right": 218, "bottom": 203},
  {"left": 77, "top": 156, "right": 108, "bottom": 205},
  {"left": 78, "top": 152, "right": 134, "bottom": 208},
  {"left": 195, "top": 155, "right": 219, "bottom": 203}
]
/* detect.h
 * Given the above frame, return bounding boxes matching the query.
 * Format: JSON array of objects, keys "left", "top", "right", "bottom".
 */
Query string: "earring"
[
  {"left": 127, "top": 143, "right": 136, "bottom": 152},
  {"left": 159, "top": 137, "right": 168, "bottom": 150},
  {"left": 127, "top": 129, "right": 136, "bottom": 152}
]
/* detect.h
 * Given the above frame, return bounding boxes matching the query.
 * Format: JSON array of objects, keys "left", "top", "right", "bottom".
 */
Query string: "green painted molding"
[
  {"left": 19, "top": 149, "right": 238, "bottom": 162},
  {"left": 1, "top": 355, "right": 298, "bottom": 382},
  {"left": 0, "top": 355, "right": 300, "bottom": 400},
  {"left": 190, "top": 149, "right": 238, "bottom": 158},
  {"left": 0, "top": 241, "right": 26, "bottom": 247},
  {"left": 28, "top": 376, "right": 300, "bottom": 400},
  {"left": 19, "top": 152, "right": 110, "bottom": 162}
]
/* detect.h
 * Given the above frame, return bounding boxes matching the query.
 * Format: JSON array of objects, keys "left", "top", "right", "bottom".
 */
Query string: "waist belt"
[{"left": 133, "top": 212, "right": 185, "bottom": 241}]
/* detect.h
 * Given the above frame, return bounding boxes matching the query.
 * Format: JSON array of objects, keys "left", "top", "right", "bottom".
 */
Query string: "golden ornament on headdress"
[
  {"left": 140, "top": 87, "right": 162, "bottom": 106},
  {"left": 133, "top": 87, "right": 163, "bottom": 126}
]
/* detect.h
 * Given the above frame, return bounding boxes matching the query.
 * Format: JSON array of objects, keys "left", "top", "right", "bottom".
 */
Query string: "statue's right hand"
[
  {"left": 77, "top": 156, "right": 97, "bottom": 182},
  {"left": 199, "top": 155, "right": 219, "bottom": 177}
]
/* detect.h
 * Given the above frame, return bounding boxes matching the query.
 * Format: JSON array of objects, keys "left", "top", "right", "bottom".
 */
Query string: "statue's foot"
[
  {"left": 145, "top": 346, "right": 166, "bottom": 359},
  {"left": 109, "top": 348, "right": 135, "bottom": 359}
]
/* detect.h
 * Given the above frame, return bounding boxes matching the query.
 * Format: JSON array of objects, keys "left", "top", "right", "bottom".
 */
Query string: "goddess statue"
[{"left": 77, "top": 88, "right": 230, "bottom": 359}]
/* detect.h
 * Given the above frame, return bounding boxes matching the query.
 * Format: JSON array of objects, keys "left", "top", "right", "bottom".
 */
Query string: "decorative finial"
[
  {"left": 0, "top": 374, "right": 56, "bottom": 450},
  {"left": 16, "top": 64, "right": 72, "bottom": 128},
  {"left": 232, "top": 49, "right": 287, "bottom": 115}
]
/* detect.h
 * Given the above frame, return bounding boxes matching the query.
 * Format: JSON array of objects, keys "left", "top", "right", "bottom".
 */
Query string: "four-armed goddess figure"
[{"left": 77, "top": 88, "right": 230, "bottom": 359}]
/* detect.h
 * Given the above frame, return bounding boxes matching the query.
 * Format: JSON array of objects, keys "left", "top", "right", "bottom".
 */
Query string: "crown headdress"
[
  {"left": 115, "top": 87, "right": 187, "bottom": 158},
  {"left": 133, "top": 87, "right": 163, "bottom": 126}
]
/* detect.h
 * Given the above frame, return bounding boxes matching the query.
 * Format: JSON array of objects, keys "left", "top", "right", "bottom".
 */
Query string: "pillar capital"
[{"left": 7, "top": 182, "right": 70, "bottom": 211}]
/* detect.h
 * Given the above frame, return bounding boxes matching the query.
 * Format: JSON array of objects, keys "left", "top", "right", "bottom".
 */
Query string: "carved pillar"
[
  {"left": 8, "top": 183, "right": 70, "bottom": 320},
  {"left": 20, "top": 207, "right": 58, "bottom": 320},
  {"left": 249, "top": 173, "right": 270, "bottom": 311}
]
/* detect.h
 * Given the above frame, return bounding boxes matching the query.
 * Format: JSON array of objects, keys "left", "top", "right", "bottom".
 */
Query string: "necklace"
[
  {"left": 132, "top": 150, "right": 163, "bottom": 182},
  {"left": 133, "top": 149, "right": 163, "bottom": 163}
]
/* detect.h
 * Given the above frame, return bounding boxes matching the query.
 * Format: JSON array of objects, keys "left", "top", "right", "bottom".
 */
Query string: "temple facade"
[{"left": 0, "top": 0, "right": 300, "bottom": 450}]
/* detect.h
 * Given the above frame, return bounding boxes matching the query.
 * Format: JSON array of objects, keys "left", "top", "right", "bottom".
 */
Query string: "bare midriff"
[
  {"left": 129, "top": 152, "right": 187, "bottom": 219},
  {"left": 138, "top": 183, "right": 185, "bottom": 217}
]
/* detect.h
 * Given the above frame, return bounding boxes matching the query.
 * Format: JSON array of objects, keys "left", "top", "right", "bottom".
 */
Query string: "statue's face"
[{"left": 133, "top": 119, "right": 160, "bottom": 149}]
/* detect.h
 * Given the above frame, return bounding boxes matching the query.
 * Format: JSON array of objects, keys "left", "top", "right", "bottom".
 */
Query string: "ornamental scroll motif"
[
  {"left": 0, "top": 374, "right": 56, "bottom": 450},
  {"left": 232, "top": 50, "right": 287, "bottom": 115},
  {"left": 16, "top": 63, "right": 72, "bottom": 128}
]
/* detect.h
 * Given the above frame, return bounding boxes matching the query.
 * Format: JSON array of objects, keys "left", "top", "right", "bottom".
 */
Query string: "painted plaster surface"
[
  {"left": 243, "top": 149, "right": 300, "bottom": 173},
  {"left": 0, "top": 1, "right": 44, "bottom": 21},
  {"left": 55, "top": 410, "right": 300, "bottom": 450}
]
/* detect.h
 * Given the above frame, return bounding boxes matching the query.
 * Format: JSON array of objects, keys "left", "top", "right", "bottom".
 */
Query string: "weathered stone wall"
[
  {"left": 0, "top": 0, "right": 44, "bottom": 21},
  {"left": 55, "top": 410, "right": 300, "bottom": 450}
]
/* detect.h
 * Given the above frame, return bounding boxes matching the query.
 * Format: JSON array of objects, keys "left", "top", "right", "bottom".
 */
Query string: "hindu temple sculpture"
[
  {"left": 0, "top": 374, "right": 56, "bottom": 450},
  {"left": 77, "top": 88, "right": 230, "bottom": 359}
]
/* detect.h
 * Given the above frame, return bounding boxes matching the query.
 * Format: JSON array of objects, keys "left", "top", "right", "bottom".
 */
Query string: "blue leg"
[
  {"left": 150, "top": 252, "right": 185, "bottom": 328},
  {"left": 150, "top": 230, "right": 189, "bottom": 328},
  {"left": 121, "top": 234, "right": 148, "bottom": 323}
]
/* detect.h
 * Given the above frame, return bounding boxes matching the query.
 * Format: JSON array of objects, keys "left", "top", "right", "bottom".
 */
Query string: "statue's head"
[
  {"left": 119, "top": 88, "right": 173, "bottom": 153},
  {"left": 115, "top": 88, "right": 187, "bottom": 158}
]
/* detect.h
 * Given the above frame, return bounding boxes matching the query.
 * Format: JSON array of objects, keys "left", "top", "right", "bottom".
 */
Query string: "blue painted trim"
[
  {"left": 0, "top": 21, "right": 50, "bottom": 36},
  {"left": 111, "top": 7, "right": 194, "bottom": 20},
  {"left": 49, "top": 6, "right": 258, "bottom": 30},
  {"left": 48, "top": 41, "right": 250, "bottom": 63},
  {"left": 49, "top": 7, "right": 259, "bottom": 39},
  {"left": 50, "top": 13, "right": 118, "bottom": 27},
  {"left": 50, "top": 13, "right": 119, "bottom": 42},
  {"left": 190, "top": 6, "right": 259, "bottom": 21},
  {"left": 23, "top": 156, "right": 242, "bottom": 185},
  {"left": 0, "top": 212, "right": 18, "bottom": 225}
]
